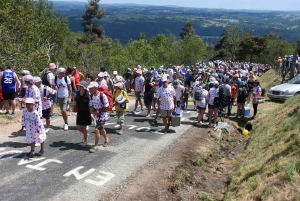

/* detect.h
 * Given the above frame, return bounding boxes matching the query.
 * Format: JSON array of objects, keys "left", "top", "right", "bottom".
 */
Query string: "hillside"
[{"left": 53, "top": 1, "right": 300, "bottom": 44}]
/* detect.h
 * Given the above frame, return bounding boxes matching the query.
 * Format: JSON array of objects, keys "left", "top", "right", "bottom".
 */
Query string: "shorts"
[
  {"left": 2, "top": 92, "right": 15, "bottom": 100},
  {"left": 160, "top": 109, "right": 173, "bottom": 117},
  {"left": 135, "top": 91, "right": 142, "bottom": 101},
  {"left": 52, "top": 93, "right": 58, "bottom": 103},
  {"left": 19, "top": 88, "right": 26, "bottom": 98},
  {"left": 42, "top": 108, "right": 51, "bottom": 119},
  {"left": 208, "top": 104, "right": 218, "bottom": 109},
  {"left": 95, "top": 121, "right": 105, "bottom": 130},
  {"left": 144, "top": 92, "right": 152, "bottom": 105},
  {"left": 197, "top": 106, "right": 206, "bottom": 112},
  {"left": 117, "top": 112, "right": 125, "bottom": 125},
  {"left": 126, "top": 80, "right": 131, "bottom": 88},
  {"left": 58, "top": 97, "right": 68, "bottom": 110}
]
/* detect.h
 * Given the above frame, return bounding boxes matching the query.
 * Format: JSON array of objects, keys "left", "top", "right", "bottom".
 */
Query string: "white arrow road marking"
[
  {"left": 0, "top": 150, "right": 23, "bottom": 160},
  {"left": 85, "top": 171, "right": 115, "bottom": 186},
  {"left": 63, "top": 166, "right": 96, "bottom": 180},
  {"left": 26, "top": 159, "right": 63, "bottom": 171},
  {"left": 18, "top": 157, "right": 46, "bottom": 165}
]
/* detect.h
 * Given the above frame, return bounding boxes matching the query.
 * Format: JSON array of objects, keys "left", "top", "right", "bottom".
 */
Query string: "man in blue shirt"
[{"left": 0, "top": 62, "right": 20, "bottom": 115}]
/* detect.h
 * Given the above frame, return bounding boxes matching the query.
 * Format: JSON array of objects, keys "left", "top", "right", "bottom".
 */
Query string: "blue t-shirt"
[
  {"left": 1, "top": 71, "right": 15, "bottom": 93},
  {"left": 156, "top": 77, "right": 162, "bottom": 87},
  {"left": 185, "top": 73, "right": 192, "bottom": 82}
]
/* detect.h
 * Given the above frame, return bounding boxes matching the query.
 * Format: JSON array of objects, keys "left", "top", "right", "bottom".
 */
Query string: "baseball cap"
[
  {"left": 98, "top": 72, "right": 104, "bottom": 77},
  {"left": 58, "top": 68, "right": 66, "bottom": 73},
  {"left": 103, "top": 72, "right": 108, "bottom": 77},
  {"left": 162, "top": 75, "right": 168, "bottom": 82},
  {"left": 88, "top": 81, "right": 99, "bottom": 89},
  {"left": 5, "top": 62, "right": 12, "bottom": 68},
  {"left": 24, "top": 75, "right": 33, "bottom": 81},
  {"left": 114, "top": 82, "right": 123, "bottom": 89},
  {"left": 25, "top": 98, "right": 35, "bottom": 104},
  {"left": 113, "top": 71, "right": 118, "bottom": 75},
  {"left": 33, "top": 76, "right": 42, "bottom": 83}
]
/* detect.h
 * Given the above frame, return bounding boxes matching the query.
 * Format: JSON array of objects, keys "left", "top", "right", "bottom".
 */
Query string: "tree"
[
  {"left": 215, "top": 24, "right": 245, "bottom": 61},
  {"left": 238, "top": 32, "right": 267, "bottom": 62},
  {"left": 81, "top": 0, "right": 105, "bottom": 42},
  {"left": 180, "top": 21, "right": 195, "bottom": 39}
]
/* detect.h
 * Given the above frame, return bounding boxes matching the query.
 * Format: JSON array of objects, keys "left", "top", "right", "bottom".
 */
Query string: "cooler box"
[
  {"left": 171, "top": 115, "right": 181, "bottom": 127},
  {"left": 239, "top": 107, "right": 251, "bottom": 117}
]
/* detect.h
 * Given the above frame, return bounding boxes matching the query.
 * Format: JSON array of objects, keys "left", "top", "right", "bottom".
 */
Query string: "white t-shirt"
[
  {"left": 39, "top": 85, "right": 56, "bottom": 110},
  {"left": 196, "top": 90, "right": 208, "bottom": 108},
  {"left": 89, "top": 92, "right": 109, "bottom": 122},
  {"left": 167, "top": 68, "right": 174, "bottom": 82},
  {"left": 46, "top": 70, "right": 54, "bottom": 85},
  {"left": 172, "top": 85, "right": 185, "bottom": 101},
  {"left": 208, "top": 87, "right": 218, "bottom": 105},
  {"left": 56, "top": 76, "right": 71, "bottom": 98}
]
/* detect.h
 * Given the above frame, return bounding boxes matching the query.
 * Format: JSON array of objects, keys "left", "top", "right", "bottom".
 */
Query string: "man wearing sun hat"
[
  {"left": 0, "top": 62, "right": 20, "bottom": 115},
  {"left": 43, "top": 63, "right": 57, "bottom": 118},
  {"left": 153, "top": 74, "right": 176, "bottom": 133},
  {"left": 97, "top": 72, "right": 108, "bottom": 87}
]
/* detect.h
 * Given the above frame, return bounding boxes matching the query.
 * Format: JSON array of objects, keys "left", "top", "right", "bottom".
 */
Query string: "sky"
[{"left": 53, "top": 0, "right": 300, "bottom": 11}]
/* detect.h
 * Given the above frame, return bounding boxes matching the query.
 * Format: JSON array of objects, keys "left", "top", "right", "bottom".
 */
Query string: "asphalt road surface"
[{"left": 0, "top": 103, "right": 197, "bottom": 201}]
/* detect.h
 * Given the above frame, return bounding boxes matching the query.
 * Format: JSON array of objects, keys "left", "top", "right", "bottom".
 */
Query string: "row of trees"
[
  {"left": 214, "top": 24, "right": 297, "bottom": 64},
  {"left": 0, "top": 0, "right": 298, "bottom": 77}
]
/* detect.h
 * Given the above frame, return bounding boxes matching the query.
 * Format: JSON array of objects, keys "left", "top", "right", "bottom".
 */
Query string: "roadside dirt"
[{"left": 100, "top": 115, "right": 249, "bottom": 201}]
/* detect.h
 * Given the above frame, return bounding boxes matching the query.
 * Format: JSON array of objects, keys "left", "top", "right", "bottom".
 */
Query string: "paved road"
[{"left": 0, "top": 103, "right": 197, "bottom": 201}]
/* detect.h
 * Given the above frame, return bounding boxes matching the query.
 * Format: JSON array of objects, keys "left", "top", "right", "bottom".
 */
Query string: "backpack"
[
  {"left": 54, "top": 75, "right": 68, "bottom": 87},
  {"left": 97, "top": 85, "right": 113, "bottom": 112},
  {"left": 239, "top": 87, "right": 248, "bottom": 99},
  {"left": 218, "top": 85, "right": 228, "bottom": 107},
  {"left": 194, "top": 87, "right": 204, "bottom": 101},
  {"left": 42, "top": 71, "right": 51, "bottom": 86}
]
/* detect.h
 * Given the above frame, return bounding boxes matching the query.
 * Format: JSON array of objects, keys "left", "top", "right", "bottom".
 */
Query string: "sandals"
[
  {"left": 103, "top": 138, "right": 109, "bottom": 147},
  {"left": 89, "top": 146, "right": 98, "bottom": 153}
]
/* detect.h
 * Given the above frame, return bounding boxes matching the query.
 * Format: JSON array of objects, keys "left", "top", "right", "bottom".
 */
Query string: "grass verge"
[{"left": 224, "top": 70, "right": 300, "bottom": 200}]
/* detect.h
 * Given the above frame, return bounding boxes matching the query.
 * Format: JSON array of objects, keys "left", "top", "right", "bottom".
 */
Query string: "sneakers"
[
  {"left": 63, "top": 124, "right": 68, "bottom": 131},
  {"left": 89, "top": 146, "right": 98, "bottom": 153},
  {"left": 140, "top": 109, "right": 144, "bottom": 113},
  {"left": 5, "top": 111, "right": 9, "bottom": 115},
  {"left": 27, "top": 151, "right": 35, "bottom": 158},
  {"left": 79, "top": 142, "right": 87, "bottom": 147},
  {"left": 196, "top": 122, "right": 203, "bottom": 127},
  {"left": 213, "top": 124, "right": 217, "bottom": 128},
  {"left": 11, "top": 112, "right": 16, "bottom": 116},
  {"left": 117, "top": 129, "right": 123, "bottom": 135},
  {"left": 45, "top": 128, "right": 50, "bottom": 134},
  {"left": 145, "top": 114, "right": 151, "bottom": 118},
  {"left": 36, "top": 149, "right": 44, "bottom": 156}
]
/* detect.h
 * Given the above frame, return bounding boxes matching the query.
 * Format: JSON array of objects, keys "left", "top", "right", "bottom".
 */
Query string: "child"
[
  {"left": 112, "top": 83, "right": 129, "bottom": 135},
  {"left": 18, "top": 98, "right": 46, "bottom": 158}
]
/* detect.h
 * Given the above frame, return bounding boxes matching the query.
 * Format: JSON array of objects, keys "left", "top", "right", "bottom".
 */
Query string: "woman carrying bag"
[
  {"left": 74, "top": 81, "right": 91, "bottom": 147},
  {"left": 252, "top": 80, "right": 263, "bottom": 120}
]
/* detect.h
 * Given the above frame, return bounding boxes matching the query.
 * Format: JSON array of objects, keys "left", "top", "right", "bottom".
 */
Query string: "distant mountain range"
[{"left": 53, "top": 1, "right": 300, "bottom": 44}]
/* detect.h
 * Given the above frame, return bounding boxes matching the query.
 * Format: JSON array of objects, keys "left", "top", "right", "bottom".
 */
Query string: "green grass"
[
  {"left": 224, "top": 70, "right": 300, "bottom": 200},
  {"left": 0, "top": 115, "right": 13, "bottom": 121}
]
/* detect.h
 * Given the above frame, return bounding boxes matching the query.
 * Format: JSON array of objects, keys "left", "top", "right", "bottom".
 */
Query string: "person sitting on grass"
[{"left": 18, "top": 98, "right": 46, "bottom": 158}]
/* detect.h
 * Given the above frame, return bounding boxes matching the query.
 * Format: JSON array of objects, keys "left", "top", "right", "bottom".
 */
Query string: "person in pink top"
[{"left": 154, "top": 75, "right": 177, "bottom": 133}]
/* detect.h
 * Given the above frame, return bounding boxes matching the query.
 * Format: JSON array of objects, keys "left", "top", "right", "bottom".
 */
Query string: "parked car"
[{"left": 267, "top": 74, "right": 300, "bottom": 101}]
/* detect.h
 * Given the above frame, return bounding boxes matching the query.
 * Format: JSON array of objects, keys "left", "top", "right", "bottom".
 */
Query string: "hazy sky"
[{"left": 53, "top": 0, "right": 300, "bottom": 11}]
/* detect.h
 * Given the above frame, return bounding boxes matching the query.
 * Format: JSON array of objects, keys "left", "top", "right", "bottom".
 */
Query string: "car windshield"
[{"left": 288, "top": 75, "right": 300, "bottom": 84}]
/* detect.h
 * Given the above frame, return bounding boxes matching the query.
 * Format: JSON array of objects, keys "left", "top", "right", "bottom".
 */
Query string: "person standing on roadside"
[
  {"left": 112, "top": 82, "right": 129, "bottom": 135},
  {"left": 72, "top": 66, "right": 84, "bottom": 89},
  {"left": 88, "top": 81, "right": 109, "bottom": 153},
  {"left": 236, "top": 81, "right": 248, "bottom": 118},
  {"left": 143, "top": 71, "right": 155, "bottom": 117},
  {"left": 153, "top": 75, "right": 176, "bottom": 133},
  {"left": 74, "top": 81, "right": 91, "bottom": 147},
  {"left": 42, "top": 63, "right": 57, "bottom": 118},
  {"left": 33, "top": 76, "right": 56, "bottom": 134},
  {"left": 133, "top": 69, "right": 145, "bottom": 114},
  {"left": 0, "top": 62, "right": 20, "bottom": 115},
  {"left": 125, "top": 68, "right": 133, "bottom": 93},
  {"left": 54, "top": 68, "right": 72, "bottom": 131},
  {"left": 18, "top": 98, "right": 46, "bottom": 158},
  {"left": 24, "top": 75, "right": 42, "bottom": 118},
  {"left": 223, "top": 78, "right": 232, "bottom": 116},
  {"left": 207, "top": 81, "right": 219, "bottom": 128},
  {"left": 251, "top": 80, "right": 262, "bottom": 120}
]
